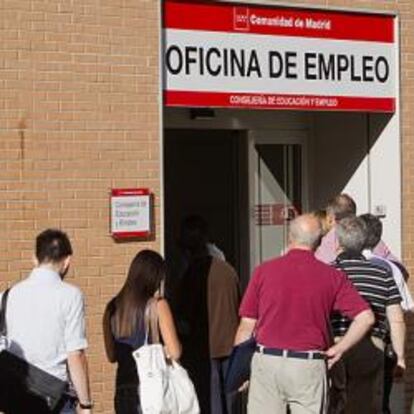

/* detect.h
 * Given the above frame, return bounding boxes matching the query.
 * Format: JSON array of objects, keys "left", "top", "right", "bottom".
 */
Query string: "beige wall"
[{"left": 0, "top": 0, "right": 413, "bottom": 412}]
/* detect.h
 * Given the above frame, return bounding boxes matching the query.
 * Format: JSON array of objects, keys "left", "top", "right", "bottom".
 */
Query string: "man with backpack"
[{"left": 0, "top": 229, "right": 93, "bottom": 413}]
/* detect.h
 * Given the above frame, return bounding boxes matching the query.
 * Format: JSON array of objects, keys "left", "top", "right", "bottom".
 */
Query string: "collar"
[
  {"left": 28, "top": 267, "right": 62, "bottom": 284},
  {"left": 287, "top": 248, "right": 315, "bottom": 258},
  {"left": 336, "top": 251, "right": 366, "bottom": 261}
]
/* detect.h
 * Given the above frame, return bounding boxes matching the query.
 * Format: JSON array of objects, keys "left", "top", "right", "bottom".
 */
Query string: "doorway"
[
  {"left": 163, "top": 129, "right": 249, "bottom": 284},
  {"left": 163, "top": 125, "right": 307, "bottom": 287}
]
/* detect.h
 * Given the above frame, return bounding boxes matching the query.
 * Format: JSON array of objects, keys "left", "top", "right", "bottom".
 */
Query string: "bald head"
[{"left": 289, "top": 214, "right": 323, "bottom": 251}]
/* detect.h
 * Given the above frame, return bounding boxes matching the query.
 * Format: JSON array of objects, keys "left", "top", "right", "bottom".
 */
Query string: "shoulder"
[
  {"left": 361, "top": 259, "right": 391, "bottom": 276},
  {"left": 314, "top": 260, "right": 349, "bottom": 286},
  {"left": 156, "top": 297, "right": 168, "bottom": 307},
  {"left": 338, "top": 257, "right": 390, "bottom": 279},
  {"left": 59, "top": 282, "right": 84, "bottom": 305},
  {"left": 370, "top": 256, "right": 392, "bottom": 271},
  {"left": 247, "top": 257, "right": 284, "bottom": 284},
  {"left": 328, "top": 267, "right": 349, "bottom": 284},
  {"left": 211, "top": 258, "right": 238, "bottom": 279},
  {"left": 1, "top": 280, "right": 28, "bottom": 301},
  {"left": 61, "top": 281, "right": 83, "bottom": 295},
  {"left": 156, "top": 298, "right": 172, "bottom": 316},
  {"left": 257, "top": 256, "right": 283, "bottom": 272},
  {"left": 319, "top": 228, "right": 336, "bottom": 244}
]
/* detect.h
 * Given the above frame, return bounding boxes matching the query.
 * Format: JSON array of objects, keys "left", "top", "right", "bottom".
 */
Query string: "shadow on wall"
[{"left": 309, "top": 111, "right": 393, "bottom": 209}]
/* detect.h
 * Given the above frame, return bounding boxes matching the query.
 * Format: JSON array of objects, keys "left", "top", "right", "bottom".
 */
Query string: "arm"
[
  {"left": 158, "top": 299, "right": 182, "bottom": 360},
  {"left": 64, "top": 290, "right": 91, "bottom": 411},
  {"left": 234, "top": 317, "right": 257, "bottom": 346},
  {"left": 326, "top": 309, "right": 374, "bottom": 368},
  {"left": 103, "top": 304, "right": 116, "bottom": 363},
  {"left": 237, "top": 266, "right": 261, "bottom": 344},
  {"left": 386, "top": 304, "right": 406, "bottom": 370},
  {"left": 67, "top": 350, "right": 92, "bottom": 413}
]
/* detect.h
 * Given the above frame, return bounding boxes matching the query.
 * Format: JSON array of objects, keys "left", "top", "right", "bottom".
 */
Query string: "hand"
[
  {"left": 238, "top": 381, "right": 249, "bottom": 393},
  {"left": 394, "top": 358, "right": 406, "bottom": 381},
  {"left": 324, "top": 344, "right": 344, "bottom": 369}
]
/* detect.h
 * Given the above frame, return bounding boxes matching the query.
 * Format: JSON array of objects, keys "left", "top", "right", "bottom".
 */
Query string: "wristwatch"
[{"left": 78, "top": 400, "right": 94, "bottom": 409}]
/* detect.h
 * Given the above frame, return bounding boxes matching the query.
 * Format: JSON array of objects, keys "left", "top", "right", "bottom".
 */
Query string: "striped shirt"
[{"left": 331, "top": 252, "right": 401, "bottom": 340}]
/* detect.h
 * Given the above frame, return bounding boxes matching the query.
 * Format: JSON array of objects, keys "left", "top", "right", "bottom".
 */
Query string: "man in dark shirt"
[
  {"left": 330, "top": 217, "right": 405, "bottom": 414},
  {"left": 360, "top": 213, "right": 410, "bottom": 414},
  {"left": 235, "top": 214, "right": 374, "bottom": 414},
  {"left": 176, "top": 216, "right": 240, "bottom": 414}
]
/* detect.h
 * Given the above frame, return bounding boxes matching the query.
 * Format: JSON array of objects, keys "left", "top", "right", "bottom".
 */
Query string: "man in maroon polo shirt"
[{"left": 235, "top": 214, "right": 375, "bottom": 414}]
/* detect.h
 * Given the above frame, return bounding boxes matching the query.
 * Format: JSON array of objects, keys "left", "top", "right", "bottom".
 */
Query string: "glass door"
[{"left": 249, "top": 131, "right": 307, "bottom": 268}]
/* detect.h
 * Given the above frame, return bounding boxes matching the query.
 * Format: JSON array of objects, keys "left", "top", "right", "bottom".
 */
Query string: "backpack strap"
[{"left": 0, "top": 289, "right": 10, "bottom": 337}]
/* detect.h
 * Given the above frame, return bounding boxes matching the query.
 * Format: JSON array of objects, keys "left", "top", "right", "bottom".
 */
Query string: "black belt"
[{"left": 256, "top": 346, "right": 325, "bottom": 360}]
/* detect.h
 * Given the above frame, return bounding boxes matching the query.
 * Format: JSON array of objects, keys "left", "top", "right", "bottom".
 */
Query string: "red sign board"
[
  {"left": 111, "top": 189, "right": 152, "bottom": 239},
  {"left": 163, "top": 0, "right": 396, "bottom": 112}
]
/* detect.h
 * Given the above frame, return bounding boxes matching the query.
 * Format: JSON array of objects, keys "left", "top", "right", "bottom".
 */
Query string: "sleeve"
[
  {"left": 385, "top": 270, "right": 402, "bottom": 306},
  {"left": 225, "top": 268, "right": 241, "bottom": 317},
  {"left": 332, "top": 270, "right": 370, "bottom": 319},
  {"left": 239, "top": 267, "right": 261, "bottom": 319},
  {"left": 64, "top": 289, "right": 88, "bottom": 353}
]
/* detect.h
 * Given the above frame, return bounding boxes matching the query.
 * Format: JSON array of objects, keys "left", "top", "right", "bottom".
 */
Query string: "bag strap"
[
  {"left": 0, "top": 289, "right": 10, "bottom": 337},
  {"left": 144, "top": 298, "right": 160, "bottom": 345}
]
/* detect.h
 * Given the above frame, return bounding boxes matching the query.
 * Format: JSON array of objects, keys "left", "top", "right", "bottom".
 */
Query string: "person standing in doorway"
[
  {"left": 176, "top": 215, "right": 240, "bottom": 414},
  {"left": 313, "top": 209, "right": 331, "bottom": 237},
  {"left": 235, "top": 214, "right": 374, "bottom": 414},
  {"left": 315, "top": 193, "right": 397, "bottom": 264},
  {"left": 103, "top": 250, "right": 181, "bottom": 414},
  {"left": 0, "top": 229, "right": 93, "bottom": 414}
]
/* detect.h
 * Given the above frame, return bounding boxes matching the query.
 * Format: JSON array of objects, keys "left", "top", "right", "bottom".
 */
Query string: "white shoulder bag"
[{"left": 133, "top": 299, "right": 200, "bottom": 414}]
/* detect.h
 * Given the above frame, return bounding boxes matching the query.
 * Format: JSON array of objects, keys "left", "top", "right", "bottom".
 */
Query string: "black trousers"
[
  {"left": 383, "top": 352, "right": 397, "bottom": 414},
  {"left": 115, "top": 384, "right": 142, "bottom": 414}
]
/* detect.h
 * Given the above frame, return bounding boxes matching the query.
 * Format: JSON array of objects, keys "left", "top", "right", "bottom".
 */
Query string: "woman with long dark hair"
[{"left": 103, "top": 250, "right": 181, "bottom": 414}]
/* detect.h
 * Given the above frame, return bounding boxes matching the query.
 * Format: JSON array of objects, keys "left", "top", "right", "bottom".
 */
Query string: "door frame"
[{"left": 247, "top": 129, "right": 309, "bottom": 273}]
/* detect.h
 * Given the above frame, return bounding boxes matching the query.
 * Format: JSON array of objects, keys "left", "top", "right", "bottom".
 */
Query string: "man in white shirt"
[{"left": 0, "top": 229, "right": 93, "bottom": 414}]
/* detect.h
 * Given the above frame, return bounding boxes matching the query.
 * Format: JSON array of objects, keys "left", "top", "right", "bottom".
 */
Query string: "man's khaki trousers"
[{"left": 248, "top": 353, "right": 328, "bottom": 414}]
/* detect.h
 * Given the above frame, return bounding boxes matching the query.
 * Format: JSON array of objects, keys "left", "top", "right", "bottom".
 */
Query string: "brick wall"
[
  {"left": 0, "top": 0, "right": 160, "bottom": 412},
  {"left": 1, "top": 0, "right": 413, "bottom": 412}
]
